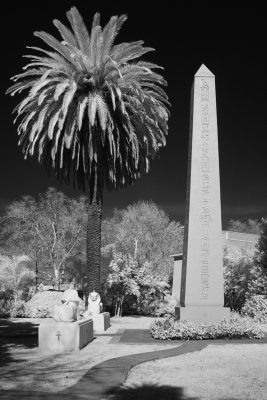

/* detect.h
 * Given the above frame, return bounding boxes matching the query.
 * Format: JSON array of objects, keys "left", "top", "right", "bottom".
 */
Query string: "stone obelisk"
[{"left": 175, "top": 64, "right": 230, "bottom": 324}]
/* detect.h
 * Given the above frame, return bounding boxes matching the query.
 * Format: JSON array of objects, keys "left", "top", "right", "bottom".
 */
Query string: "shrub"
[
  {"left": 25, "top": 290, "right": 84, "bottom": 318},
  {"left": 0, "top": 298, "right": 12, "bottom": 317},
  {"left": 241, "top": 295, "right": 267, "bottom": 323},
  {"left": 149, "top": 312, "right": 264, "bottom": 340},
  {"left": 25, "top": 291, "right": 64, "bottom": 318},
  {"left": 152, "top": 301, "right": 175, "bottom": 317},
  {"left": 10, "top": 300, "right": 27, "bottom": 317}
]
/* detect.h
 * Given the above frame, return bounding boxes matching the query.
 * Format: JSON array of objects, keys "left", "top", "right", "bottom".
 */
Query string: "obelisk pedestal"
[{"left": 175, "top": 64, "right": 230, "bottom": 324}]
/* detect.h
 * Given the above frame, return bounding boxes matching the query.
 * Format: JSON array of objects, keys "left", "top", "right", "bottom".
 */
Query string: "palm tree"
[{"left": 6, "top": 7, "right": 170, "bottom": 298}]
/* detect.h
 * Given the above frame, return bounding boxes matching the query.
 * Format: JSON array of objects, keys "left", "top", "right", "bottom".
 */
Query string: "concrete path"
[{"left": 0, "top": 317, "right": 266, "bottom": 399}]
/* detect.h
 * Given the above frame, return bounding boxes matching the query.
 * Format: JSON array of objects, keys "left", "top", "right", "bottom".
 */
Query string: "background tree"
[
  {"left": 253, "top": 218, "right": 267, "bottom": 295},
  {"left": 6, "top": 7, "right": 170, "bottom": 297},
  {"left": 227, "top": 219, "right": 261, "bottom": 234},
  {"left": 223, "top": 246, "right": 254, "bottom": 310},
  {"left": 101, "top": 201, "right": 183, "bottom": 285},
  {"left": 0, "top": 188, "right": 87, "bottom": 288},
  {"left": 106, "top": 251, "right": 169, "bottom": 317},
  {"left": 0, "top": 254, "right": 35, "bottom": 303}
]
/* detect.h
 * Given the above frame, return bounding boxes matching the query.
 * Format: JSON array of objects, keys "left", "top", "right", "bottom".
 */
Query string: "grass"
[{"left": 125, "top": 343, "right": 267, "bottom": 400}]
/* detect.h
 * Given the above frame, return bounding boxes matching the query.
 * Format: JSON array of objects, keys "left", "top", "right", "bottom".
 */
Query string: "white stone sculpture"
[
  {"left": 87, "top": 290, "right": 103, "bottom": 315},
  {"left": 53, "top": 282, "right": 80, "bottom": 322}
]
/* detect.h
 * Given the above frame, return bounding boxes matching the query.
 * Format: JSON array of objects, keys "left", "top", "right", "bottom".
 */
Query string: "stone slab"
[
  {"left": 92, "top": 312, "right": 110, "bottom": 332},
  {"left": 172, "top": 259, "right": 183, "bottom": 301},
  {"left": 175, "top": 306, "right": 230, "bottom": 324},
  {"left": 38, "top": 317, "right": 93, "bottom": 353}
]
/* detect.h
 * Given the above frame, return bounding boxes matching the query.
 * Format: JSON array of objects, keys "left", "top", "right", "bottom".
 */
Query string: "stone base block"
[
  {"left": 92, "top": 312, "right": 110, "bottom": 332},
  {"left": 175, "top": 306, "right": 230, "bottom": 324},
  {"left": 38, "top": 318, "right": 93, "bottom": 353}
]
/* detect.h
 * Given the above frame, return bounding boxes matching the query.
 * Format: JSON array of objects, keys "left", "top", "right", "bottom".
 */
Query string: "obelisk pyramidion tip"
[{"left": 195, "top": 64, "right": 215, "bottom": 77}]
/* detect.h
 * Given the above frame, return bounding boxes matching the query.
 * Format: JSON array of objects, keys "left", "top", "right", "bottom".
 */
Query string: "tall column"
[{"left": 175, "top": 64, "right": 230, "bottom": 324}]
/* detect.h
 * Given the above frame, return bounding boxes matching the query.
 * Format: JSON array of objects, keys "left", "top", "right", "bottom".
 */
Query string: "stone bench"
[{"left": 39, "top": 317, "right": 93, "bottom": 353}]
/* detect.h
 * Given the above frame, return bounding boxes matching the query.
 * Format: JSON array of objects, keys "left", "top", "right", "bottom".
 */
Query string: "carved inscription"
[{"left": 200, "top": 79, "right": 211, "bottom": 299}]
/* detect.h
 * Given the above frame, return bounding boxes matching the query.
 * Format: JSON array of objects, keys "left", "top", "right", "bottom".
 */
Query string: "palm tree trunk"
[{"left": 86, "top": 166, "right": 103, "bottom": 302}]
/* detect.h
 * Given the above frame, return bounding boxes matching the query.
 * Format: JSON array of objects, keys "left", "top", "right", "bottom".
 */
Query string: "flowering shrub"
[
  {"left": 10, "top": 300, "right": 27, "bottom": 317},
  {"left": 149, "top": 312, "right": 264, "bottom": 340},
  {"left": 241, "top": 295, "right": 267, "bottom": 323}
]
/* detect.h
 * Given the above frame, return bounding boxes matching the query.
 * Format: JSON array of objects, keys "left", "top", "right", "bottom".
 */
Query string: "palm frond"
[
  {"left": 53, "top": 19, "right": 78, "bottom": 47},
  {"left": 66, "top": 7, "right": 90, "bottom": 55}
]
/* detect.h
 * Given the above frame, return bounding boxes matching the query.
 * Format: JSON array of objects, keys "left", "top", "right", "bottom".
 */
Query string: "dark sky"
[{"left": 0, "top": 2, "right": 266, "bottom": 228}]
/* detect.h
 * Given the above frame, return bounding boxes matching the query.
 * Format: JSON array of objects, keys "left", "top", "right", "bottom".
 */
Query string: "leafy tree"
[
  {"left": 101, "top": 201, "right": 183, "bottom": 283},
  {"left": 253, "top": 218, "right": 267, "bottom": 295},
  {"left": 0, "top": 188, "right": 87, "bottom": 288},
  {"left": 6, "top": 7, "right": 170, "bottom": 296},
  {"left": 106, "top": 252, "right": 169, "bottom": 317},
  {"left": 223, "top": 241, "right": 267, "bottom": 311},
  {"left": 0, "top": 255, "right": 35, "bottom": 303},
  {"left": 223, "top": 246, "right": 254, "bottom": 310},
  {"left": 107, "top": 252, "right": 140, "bottom": 316},
  {"left": 227, "top": 219, "right": 261, "bottom": 234}
]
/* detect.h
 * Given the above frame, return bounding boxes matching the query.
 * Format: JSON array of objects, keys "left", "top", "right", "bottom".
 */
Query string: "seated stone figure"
[
  {"left": 53, "top": 282, "right": 80, "bottom": 322},
  {"left": 86, "top": 290, "right": 103, "bottom": 316}
]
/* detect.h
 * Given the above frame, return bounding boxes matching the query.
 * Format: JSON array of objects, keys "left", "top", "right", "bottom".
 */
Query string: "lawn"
[{"left": 125, "top": 343, "right": 267, "bottom": 400}]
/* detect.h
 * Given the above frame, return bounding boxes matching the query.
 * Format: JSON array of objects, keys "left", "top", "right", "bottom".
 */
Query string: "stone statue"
[
  {"left": 86, "top": 290, "right": 103, "bottom": 315},
  {"left": 53, "top": 282, "right": 81, "bottom": 322}
]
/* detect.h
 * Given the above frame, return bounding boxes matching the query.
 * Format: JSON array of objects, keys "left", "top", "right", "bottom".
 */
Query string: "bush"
[
  {"left": 0, "top": 289, "right": 13, "bottom": 317},
  {"left": 152, "top": 301, "right": 175, "bottom": 317},
  {"left": 149, "top": 312, "right": 264, "bottom": 340},
  {"left": 0, "top": 299, "right": 12, "bottom": 317},
  {"left": 25, "top": 291, "right": 64, "bottom": 318},
  {"left": 10, "top": 300, "right": 27, "bottom": 318},
  {"left": 25, "top": 290, "right": 84, "bottom": 318},
  {"left": 241, "top": 295, "right": 267, "bottom": 323}
]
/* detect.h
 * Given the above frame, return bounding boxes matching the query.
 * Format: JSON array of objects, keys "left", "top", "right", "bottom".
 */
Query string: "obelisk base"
[{"left": 175, "top": 306, "right": 230, "bottom": 324}]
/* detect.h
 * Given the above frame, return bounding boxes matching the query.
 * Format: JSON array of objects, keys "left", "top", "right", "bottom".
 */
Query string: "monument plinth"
[{"left": 175, "top": 64, "right": 230, "bottom": 324}]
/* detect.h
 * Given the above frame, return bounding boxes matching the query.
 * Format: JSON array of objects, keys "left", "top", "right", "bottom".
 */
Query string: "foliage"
[
  {"left": 0, "top": 254, "right": 35, "bottom": 302},
  {"left": 6, "top": 7, "right": 170, "bottom": 194},
  {"left": 253, "top": 218, "right": 267, "bottom": 294},
  {"left": 25, "top": 290, "right": 64, "bottom": 318},
  {"left": 0, "top": 291, "right": 13, "bottom": 317},
  {"left": 0, "top": 187, "right": 87, "bottom": 287},
  {"left": 241, "top": 295, "right": 267, "bottom": 323},
  {"left": 227, "top": 218, "right": 261, "bottom": 234},
  {"left": 101, "top": 201, "right": 183, "bottom": 280},
  {"left": 10, "top": 300, "right": 27, "bottom": 318},
  {"left": 223, "top": 246, "right": 255, "bottom": 310},
  {"left": 149, "top": 313, "right": 264, "bottom": 340},
  {"left": 106, "top": 251, "right": 169, "bottom": 316},
  {"left": 152, "top": 301, "right": 175, "bottom": 317}
]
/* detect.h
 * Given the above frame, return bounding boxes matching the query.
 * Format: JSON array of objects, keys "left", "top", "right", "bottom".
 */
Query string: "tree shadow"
[
  {"left": 105, "top": 383, "right": 242, "bottom": 400},
  {"left": 0, "top": 318, "right": 38, "bottom": 367},
  {"left": 106, "top": 383, "right": 198, "bottom": 399}
]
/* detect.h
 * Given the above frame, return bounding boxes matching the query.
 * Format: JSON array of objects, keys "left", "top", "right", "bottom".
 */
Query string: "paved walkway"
[{"left": 0, "top": 317, "right": 267, "bottom": 399}]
